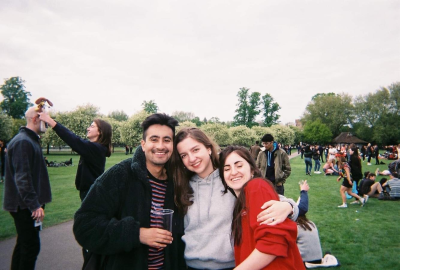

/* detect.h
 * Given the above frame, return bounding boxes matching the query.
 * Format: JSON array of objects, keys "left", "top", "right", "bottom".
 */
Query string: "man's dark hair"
[
  {"left": 261, "top": 134, "right": 274, "bottom": 142},
  {"left": 255, "top": 141, "right": 259, "bottom": 144},
  {"left": 141, "top": 113, "right": 179, "bottom": 140},
  {"left": 368, "top": 173, "right": 376, "bottom": 178}
]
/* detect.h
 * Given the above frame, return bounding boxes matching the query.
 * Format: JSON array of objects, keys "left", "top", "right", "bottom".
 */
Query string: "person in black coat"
[
  {"left": 38, "top": 113, "right": 112, "bottom": 201},
  {"left": 73, "top": 113, "right": 186, "bottom": 270}
]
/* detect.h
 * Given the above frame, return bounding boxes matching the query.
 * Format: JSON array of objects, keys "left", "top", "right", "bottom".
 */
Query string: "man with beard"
[
  {"left": 3, "top": 107, "right": 52, "bottom": 269},
  {"left": 73, "top": 113, "right": 186, "bottom": 270}
]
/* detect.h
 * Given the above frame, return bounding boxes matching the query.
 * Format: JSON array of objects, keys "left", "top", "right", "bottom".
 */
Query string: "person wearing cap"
[{"left": 256, "top": 134, "right": 291, "bottom": 195}]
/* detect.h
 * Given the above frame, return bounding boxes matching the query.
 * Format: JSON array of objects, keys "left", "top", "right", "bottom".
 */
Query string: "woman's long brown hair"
[
  {"left": 171, "top": 127, "right": 220, "bottom": 216},
  {"left": 219, "top": 145, "right": 269, "bottom": 246}
]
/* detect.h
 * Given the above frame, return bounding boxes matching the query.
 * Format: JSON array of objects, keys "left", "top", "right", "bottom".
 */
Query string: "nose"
[
  {"left": 188, "top": 153, "right": 197, "bottom": 162},
  {"left": 230, "top": 166, "right": 238, "bottom": 176}
]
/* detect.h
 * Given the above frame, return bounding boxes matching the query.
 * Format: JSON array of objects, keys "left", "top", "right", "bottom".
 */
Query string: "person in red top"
[{"left": 219, "top": 145, "right": 305, "bottom": 270}]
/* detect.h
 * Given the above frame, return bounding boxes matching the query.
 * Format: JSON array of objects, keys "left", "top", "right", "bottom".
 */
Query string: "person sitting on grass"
[
  {"left": 322, "top": 158, "right": 339, "bottom": 175},
  {"left": 295, "top": 180, "right": 340, "bottom": 269}
]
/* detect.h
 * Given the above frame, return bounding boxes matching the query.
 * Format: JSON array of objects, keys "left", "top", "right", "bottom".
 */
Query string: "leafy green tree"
[
  {"left": 142, "top": 100, "right": 159, "bottom": 114},
  {"left": 352, "top": 82, "right": 400, "bottom": 145},
  {"left": 261, "top": 93, "right": 281, "bottom": 127},
  {"left": 0, "top": 112, "right": 13, "bottom": 141},
  {"left": 302, "top": 120, "right": 333, "bottom": 145},
  {"left": 120, "top": 110, "right": 149, "bottom": 147},
  {"left": 201, "top": 123, "right": 231, "bottom": 147},
  {"left": 251, "top": 126, "right": 272, "bottom": 141},
  {"left": 233, "top": 87, "right": 249, "bottom": 126},
  {"left": 302, "top": 93, "right": 353, "bottom": 137},
  {"left": 229, "top": 126, "right": 256, "bottom": 147},
  {"left": 191, "top": 116, "right": 203, "bottom": 126},
  {"left": 176, "top": 121, "right": 197, "bottom": 133},
  {"left": 108, "top": 110, "right": 128, "bottom": 122},
  {"left": 270, "top": 124, "right": 295, "bottom": 145},
  {"left": 0, "top": 77, "right": 33, "bottom": 119},
  {"left": 290, "top": 126, "right": 304, "bottom": 145},
  {"left": 233, "top": 88, "right": 261, "bottom": 128},
  {"left": 172, "top": 111, "right": 195, "bottom": 122}
]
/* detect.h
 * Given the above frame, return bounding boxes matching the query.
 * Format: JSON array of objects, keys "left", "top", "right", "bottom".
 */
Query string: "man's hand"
[
  {"left": 139, "top": 228, "right": 173, "bottom": 248},
  {"left": 32, "top": 207, "right": 44, "bottom": 222}
]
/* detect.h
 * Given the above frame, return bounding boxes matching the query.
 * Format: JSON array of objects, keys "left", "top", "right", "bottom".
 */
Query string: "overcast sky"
[{"left": 0, "top": 0, "right": 400, "bottom": 124}]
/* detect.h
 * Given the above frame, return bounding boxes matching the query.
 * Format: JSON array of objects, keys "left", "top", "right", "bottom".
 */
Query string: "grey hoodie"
[{"left": 182, "top": 169, "right": 236, "bottom": 269}]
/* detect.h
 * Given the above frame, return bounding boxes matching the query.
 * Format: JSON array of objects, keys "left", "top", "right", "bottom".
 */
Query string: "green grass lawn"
[{"left": 0, "top": 149, "right": 399, "bottom": 270}]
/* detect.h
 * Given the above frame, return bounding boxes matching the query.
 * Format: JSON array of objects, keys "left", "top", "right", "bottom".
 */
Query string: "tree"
[
  {"left": 176, "top": 121, "right": 197, "bottom": 133},
  {"left": 290, "top": 126, "right": 304, "bottom": 145},
  {"left": 0, "top": 77, "right": 33, "bottom": 119},
  {"left": 229, "top": 126, "right": 256, "bottom": 147},
  {"left": 302, "top": 92, "right": 353, "bottom": 137},
  {"left": 108, "top": 110, "right": 128, "bottom": 122},
  {"left": 233, "top": 87, "right": 249, "bottom": 126},
  {"left": 302, "top": 120, "right": 333, "bottom": 145},
  {"left": 233, "top": 88, "right": 261, "bottom": 128},
  {"left": 270, "top": 125, "right": 295, "bottom": 146},
  {"left": 352, "top": 82, "right": 400, "bottom": 145},
  {"left": 120, "top": 110, "right": 149, "bottom": 147},
  {"left": 261, "top": 93, "right": 281, "bottom": 127},
  {"left": 201, "top": 123, "right": 231, "bottom": 146},
  {"left": 142, "top": 100, "right": 158, "bottom": 114},
  {"left": 0, "top": 113, "right": 13, "bottom": 141},
  {"left": 251, "top": 126, "right": 272, "bottom": 141},
  {"left": 172, "top": 111, "right": 195, "bottom": 122}
]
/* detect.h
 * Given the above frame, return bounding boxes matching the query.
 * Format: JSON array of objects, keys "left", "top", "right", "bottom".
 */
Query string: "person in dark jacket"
[
  {"left": 3, "top": 107, "right": 52, "bottom": 270},
  {"left": 303, "top": 145, "right": 313, "bottom": 176},
  {"left": 38, "top": 113, "right": 112, "bottom": 201},
  {"left": 73, "top": 113, "right": 186, "bottom": 270}
]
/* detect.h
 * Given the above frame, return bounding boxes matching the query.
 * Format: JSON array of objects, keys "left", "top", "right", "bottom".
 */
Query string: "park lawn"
[
  {"left": 284, "top": 154, "right": 400, "bottom": 270},
  {"left": 0, "top": 149, "right": 400, "bottom": 270}
]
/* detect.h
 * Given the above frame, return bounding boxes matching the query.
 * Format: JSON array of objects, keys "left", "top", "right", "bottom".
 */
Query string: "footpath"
[{"left": 0, "top": 150, "right": 299, "bottom": 270}]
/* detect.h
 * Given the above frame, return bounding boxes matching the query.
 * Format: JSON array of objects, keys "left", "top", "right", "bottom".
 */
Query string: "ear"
[{"left": 140, "top": 140, "right": 146, "bottom": 152}]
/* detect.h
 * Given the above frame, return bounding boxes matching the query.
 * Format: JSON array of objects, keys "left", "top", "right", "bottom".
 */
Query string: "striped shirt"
[{"left": 147, "top": 172, "right": 168, "bottom": 270}]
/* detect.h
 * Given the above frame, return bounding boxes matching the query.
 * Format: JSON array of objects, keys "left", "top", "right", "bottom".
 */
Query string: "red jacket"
[{"left": 234, "top": 178, "right": 305, "bottom": 270}]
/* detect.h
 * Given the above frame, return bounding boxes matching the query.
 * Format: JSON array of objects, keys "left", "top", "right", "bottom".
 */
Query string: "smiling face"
[
  {"left": 223, "top": 151, "right": 253, "bottom": 196},
  {"left": 87, "top": 122, "right": 100, "bottom": 142},
  {"left": 141, "top": 124, "right": 174, "bottom": 170},
  {"left": 177, "top": 137, "right": 214, "bottom": 178}
]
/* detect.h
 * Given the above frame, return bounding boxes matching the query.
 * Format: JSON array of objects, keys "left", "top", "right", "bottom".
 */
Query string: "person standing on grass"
[
  {"left": 312, "top": 145, "right": 321, "bottom": 174},
  {"left": 336, "top": 157, "right": 365, "bottom": 208},
  {"left": 3, "top": 107, "right": 52, "bottom": 270},
  {"left": 73, "top": 113, "right": 186, "bottom": 270},
  {"left": 303, "top": 145, "right": 313, "bottom": 176},
  {"left": 38, "top": 113, "right": 112, "bottom": 201},
  {"left": 256, "top": 134, "right": 291, "bottom": 196}
]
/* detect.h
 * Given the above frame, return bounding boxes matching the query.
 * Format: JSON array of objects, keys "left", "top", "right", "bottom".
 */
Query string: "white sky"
[{"left": 0, "top": 0, "right": 401, "bottom": 124}]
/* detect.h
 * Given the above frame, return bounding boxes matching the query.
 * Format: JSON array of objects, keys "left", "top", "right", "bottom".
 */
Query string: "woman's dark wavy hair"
[
  {"left": 171, "top": 127, "right": 220, "bottom": 216},
  {"left": 296, "top": 215, "right": 315, "bottom": 231},
  {"left": 93, "top": 119, "right": 112, "bottom": 157},
  {"left": 219, "top": 145, "right": 274, "bottom": 246}
]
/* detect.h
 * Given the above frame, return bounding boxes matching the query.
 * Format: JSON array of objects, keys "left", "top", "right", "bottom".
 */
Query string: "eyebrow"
[
  {"left": 224, "top": 160, "right": 244, "bottom": 167},
  {"left": 148, "top": 135, "right": 172, "bottom": 140}
]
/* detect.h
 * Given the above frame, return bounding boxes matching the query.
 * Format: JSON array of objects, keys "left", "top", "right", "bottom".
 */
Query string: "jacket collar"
[{"left": 20, "top": 127, "right": 41, "bottom": 142}]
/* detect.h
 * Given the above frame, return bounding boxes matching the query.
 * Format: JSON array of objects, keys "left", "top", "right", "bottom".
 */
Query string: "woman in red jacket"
[{"left": 219, "top": 146, "right": 305, "bottom": 270}]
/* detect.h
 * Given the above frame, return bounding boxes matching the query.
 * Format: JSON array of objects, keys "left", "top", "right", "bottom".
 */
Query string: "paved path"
[{"left": 0, "top": 150, "right": 300, "bottom": 270}]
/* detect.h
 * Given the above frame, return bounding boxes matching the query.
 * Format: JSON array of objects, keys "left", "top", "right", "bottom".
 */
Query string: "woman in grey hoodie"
[{"left": 171, "top": 128, "right": 297, "bottom": 269}]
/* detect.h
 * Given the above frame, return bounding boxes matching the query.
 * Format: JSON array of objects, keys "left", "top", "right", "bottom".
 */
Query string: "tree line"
[{"left": 1, "top": 76, "right": 400, "bottom": 148}]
